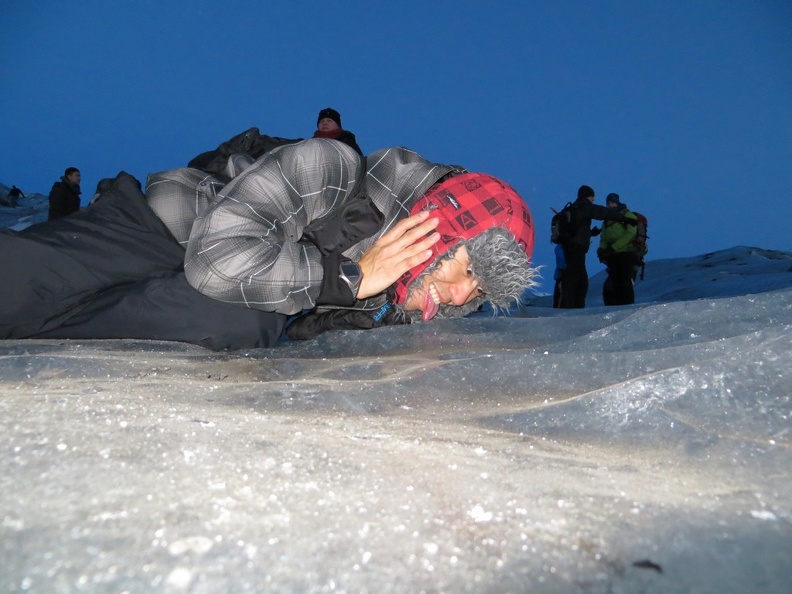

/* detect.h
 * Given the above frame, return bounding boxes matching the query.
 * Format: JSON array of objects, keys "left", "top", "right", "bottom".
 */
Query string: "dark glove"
[
  {"left": 590, "top": 226, "right": 601, "bottom": 237},
  {"left": 286, "top": 301, "right": 406, "bottom": 340}
]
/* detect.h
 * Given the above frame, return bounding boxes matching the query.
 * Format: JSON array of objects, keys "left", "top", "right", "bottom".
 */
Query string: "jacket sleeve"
[
  {"left": 585, "top": 202, "right": 623, "bottom": 222},
  {"left": 184, "top": 139, "right": 363, "bottom": 315}
]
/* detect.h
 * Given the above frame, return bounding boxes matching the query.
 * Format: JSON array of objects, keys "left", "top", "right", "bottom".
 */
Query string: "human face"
[
  {"left": 317, "top": 117, "right": 340, "bottom": 132},
  {"left": 402, "top": 245, "right": 484, "bottom": 322},
  {"left": 67, "top": 171, "right": 81, "bottom": 185}
]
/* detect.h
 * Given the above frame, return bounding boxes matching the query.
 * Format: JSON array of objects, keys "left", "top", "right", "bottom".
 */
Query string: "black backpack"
[{"left": 550, "top": 202, "right": 577, "bottom": 245}]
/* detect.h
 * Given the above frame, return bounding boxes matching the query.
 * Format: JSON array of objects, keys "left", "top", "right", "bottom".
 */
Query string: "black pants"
[
  {"left": 560, "top": 245, "right": 588, "bottom": 308},
  {"left": 602, "top": 252, "right": 637, "bottom": 306},
  {"left": 0, "top": 172, "right": 285, "bottom": 350}
]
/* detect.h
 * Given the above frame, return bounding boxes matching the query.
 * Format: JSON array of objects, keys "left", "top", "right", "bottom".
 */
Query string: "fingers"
[
  {"left": 398, "top": 244, "right": 436, "bottom": 271},
  {"left": 382, "top": 210, "right": 435, "bottom": 239},
  {"left": 377, "top": 211, "right": 439, "bottom": 251},
  {"left": 355, "top": 212, "right": 442, "bottom": 299}
]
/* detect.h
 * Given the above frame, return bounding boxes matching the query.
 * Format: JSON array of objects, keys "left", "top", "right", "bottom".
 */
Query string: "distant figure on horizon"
[
  {"left": 597, "top": 192, "right": 639, "bottom": 306},
  {"left": 558, "top": 185, "right": 627, "bottom": 309},
  {"left": 312, "top": 107, "right": 363, "bottom": 156},
  {"left": 48, "top": 167, "right": 82, "bottom": 220},
  {"left": 7, "top": 185, "right": 24, "bottom": 208}
]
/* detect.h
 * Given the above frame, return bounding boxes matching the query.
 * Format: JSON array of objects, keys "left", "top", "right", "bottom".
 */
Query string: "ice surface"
[
  {"left": 2, "top": 281, "right": 791, "bottom": 592},
  {"left": 1, "top": 198, "right": 791, "bottom": 592}
]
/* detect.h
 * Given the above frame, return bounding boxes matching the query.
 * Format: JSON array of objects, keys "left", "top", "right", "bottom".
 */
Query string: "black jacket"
[
  {"left": 48, "top": 178, "right": 81, "bottom": 220},
  {"left": 339, "top": 130, "right": 363, "bottom": 156},
  {"left": 567, "top": 197, "right": 624, "bottom": 252}
]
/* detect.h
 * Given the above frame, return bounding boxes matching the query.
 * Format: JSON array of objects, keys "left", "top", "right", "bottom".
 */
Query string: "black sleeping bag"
[{"left": 0, "top": 171, "right": 286, "bottom": 350}]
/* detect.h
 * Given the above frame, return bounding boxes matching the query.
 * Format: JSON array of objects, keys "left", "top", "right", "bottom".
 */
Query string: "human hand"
[{"left": 356, "top": 211, "right": 440, "bottom": 300}]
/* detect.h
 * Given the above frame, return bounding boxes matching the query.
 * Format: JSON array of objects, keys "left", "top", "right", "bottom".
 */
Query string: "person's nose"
[{"left": 448, "top": 278, "right": 479, "bottom": 306}]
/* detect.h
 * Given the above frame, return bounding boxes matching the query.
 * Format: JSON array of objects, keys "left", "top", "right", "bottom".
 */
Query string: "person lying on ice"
[{"left": 0, "top": 139, "right": 538, "bottom": 350}]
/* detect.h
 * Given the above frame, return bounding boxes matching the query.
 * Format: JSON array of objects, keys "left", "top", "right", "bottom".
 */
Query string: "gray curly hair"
[{"left": 406, "top": 227, "right": 539, "bottom": 321}]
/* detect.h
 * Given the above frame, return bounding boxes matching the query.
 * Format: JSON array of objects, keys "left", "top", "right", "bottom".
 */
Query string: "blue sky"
[{"left": 2, "top": 1, "right": 791, "bottom": 289}]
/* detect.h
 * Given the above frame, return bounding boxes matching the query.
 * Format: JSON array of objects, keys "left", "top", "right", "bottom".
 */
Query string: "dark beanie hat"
[
  {"left": 577, "top": 185, "right": 595, "bottom": 200},
  {"left": 606, "top": 192, "right": 621, "bottom": 205},
  {"left": 317, "top": 107, "right": 342, "bottom": 128}
]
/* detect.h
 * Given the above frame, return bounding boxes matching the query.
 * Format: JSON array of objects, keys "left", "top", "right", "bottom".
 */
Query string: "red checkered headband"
[{"left": 393, "top": 173, "right": 535, "bottom": 305}]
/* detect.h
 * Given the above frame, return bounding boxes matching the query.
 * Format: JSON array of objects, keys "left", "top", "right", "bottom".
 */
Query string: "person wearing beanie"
[
  {"left": 186, "top": 139, "right": 538, "bottom": 338},
  {"left": 597, "top": 193, "right": 639, "bottom": 305},
  {"left": 557, "top": 184, "right": 628, "bottom": 309},
  {"left": 578, "top": 185, "right": 595, "bottom": 201},
  {"left": 1, "top": 139, "right": 538, "bottom": 348},
  {"left": 313, "top": 107, "right": 363, "bottom": 156},
  {"left": 388, "top": 172, "right": 536, "bottom": 323}
]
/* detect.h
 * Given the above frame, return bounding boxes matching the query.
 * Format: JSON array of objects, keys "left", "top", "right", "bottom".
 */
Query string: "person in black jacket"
[
  {"left": 559, "top": 185, "right": 625, "bottom": 309},
  {"left": 48, "top": 167, "right": 82, "bottom": 220},
  {"left": 6, "top": 185, "right": 24, "bottom": 207},
  {"left": 312, "top": 107, "right": 363, "bottom": 156}
]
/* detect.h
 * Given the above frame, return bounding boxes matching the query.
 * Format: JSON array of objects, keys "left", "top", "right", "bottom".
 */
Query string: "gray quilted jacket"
[{"left": 183, "top": 139, "right": 460, "bottom": 315}]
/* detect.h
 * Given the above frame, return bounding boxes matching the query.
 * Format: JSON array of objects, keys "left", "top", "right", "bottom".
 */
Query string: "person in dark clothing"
[
  {"left": 558, "top": 185, "right": 626, "bottom": 309},
  {"left": 1, "top": 140, "right": 538, "bottom": 350},
  {"left": 7, "top": 185, "right": 24, "bottom": 207},
  {"left": 312, "top": 107, "right": 363, "bottom": 156},
  {"left": 597, "top": 193, "right": 639, "bottom": 306},
  {"left": 48, "top": 167, "right": 82, "bottom": 220}
]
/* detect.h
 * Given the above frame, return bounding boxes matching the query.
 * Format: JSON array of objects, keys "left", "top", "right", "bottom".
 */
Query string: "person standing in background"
[
  {"left": 313, "top": 107, "right": 363, "bottom": 156},
  {"left": 48, "top": 167, "right": 82, "bottom": 220},
  {"left": 558, "top": 185, "right": 626, "bottom": 308},
  {"left": 7, "top": 185, "right": 25, "bottom": 207},
  {"left": 597, "top": 192, "right": 639, "bottom": 305}
]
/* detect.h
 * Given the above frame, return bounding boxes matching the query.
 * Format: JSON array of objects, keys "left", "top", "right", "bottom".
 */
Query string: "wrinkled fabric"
[
  {"left": 187, "top": 127, "right": 301, "bottom": 176},
  {"left": 146, "top": 168, "right": 227, "bottom": 246},
  {"left": 31, "top": 270, "right": 286, "bottom": 350},
  {"left": 0, "top": 172, "right": 185, "bottom": 338},
  {"left": 185, "top": 139, "right": 459, "bottom": 315},
  {"left": 1, "top": 172, "right": 286, "bottom": 350}
]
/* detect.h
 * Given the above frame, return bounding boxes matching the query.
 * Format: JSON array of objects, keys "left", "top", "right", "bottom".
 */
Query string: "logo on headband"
[
  {"left": 444, "top": 192, "right": 460, "bottom": 210},
  {"left": 462, "top": 178, "right": 482, "bottom": 192}
]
